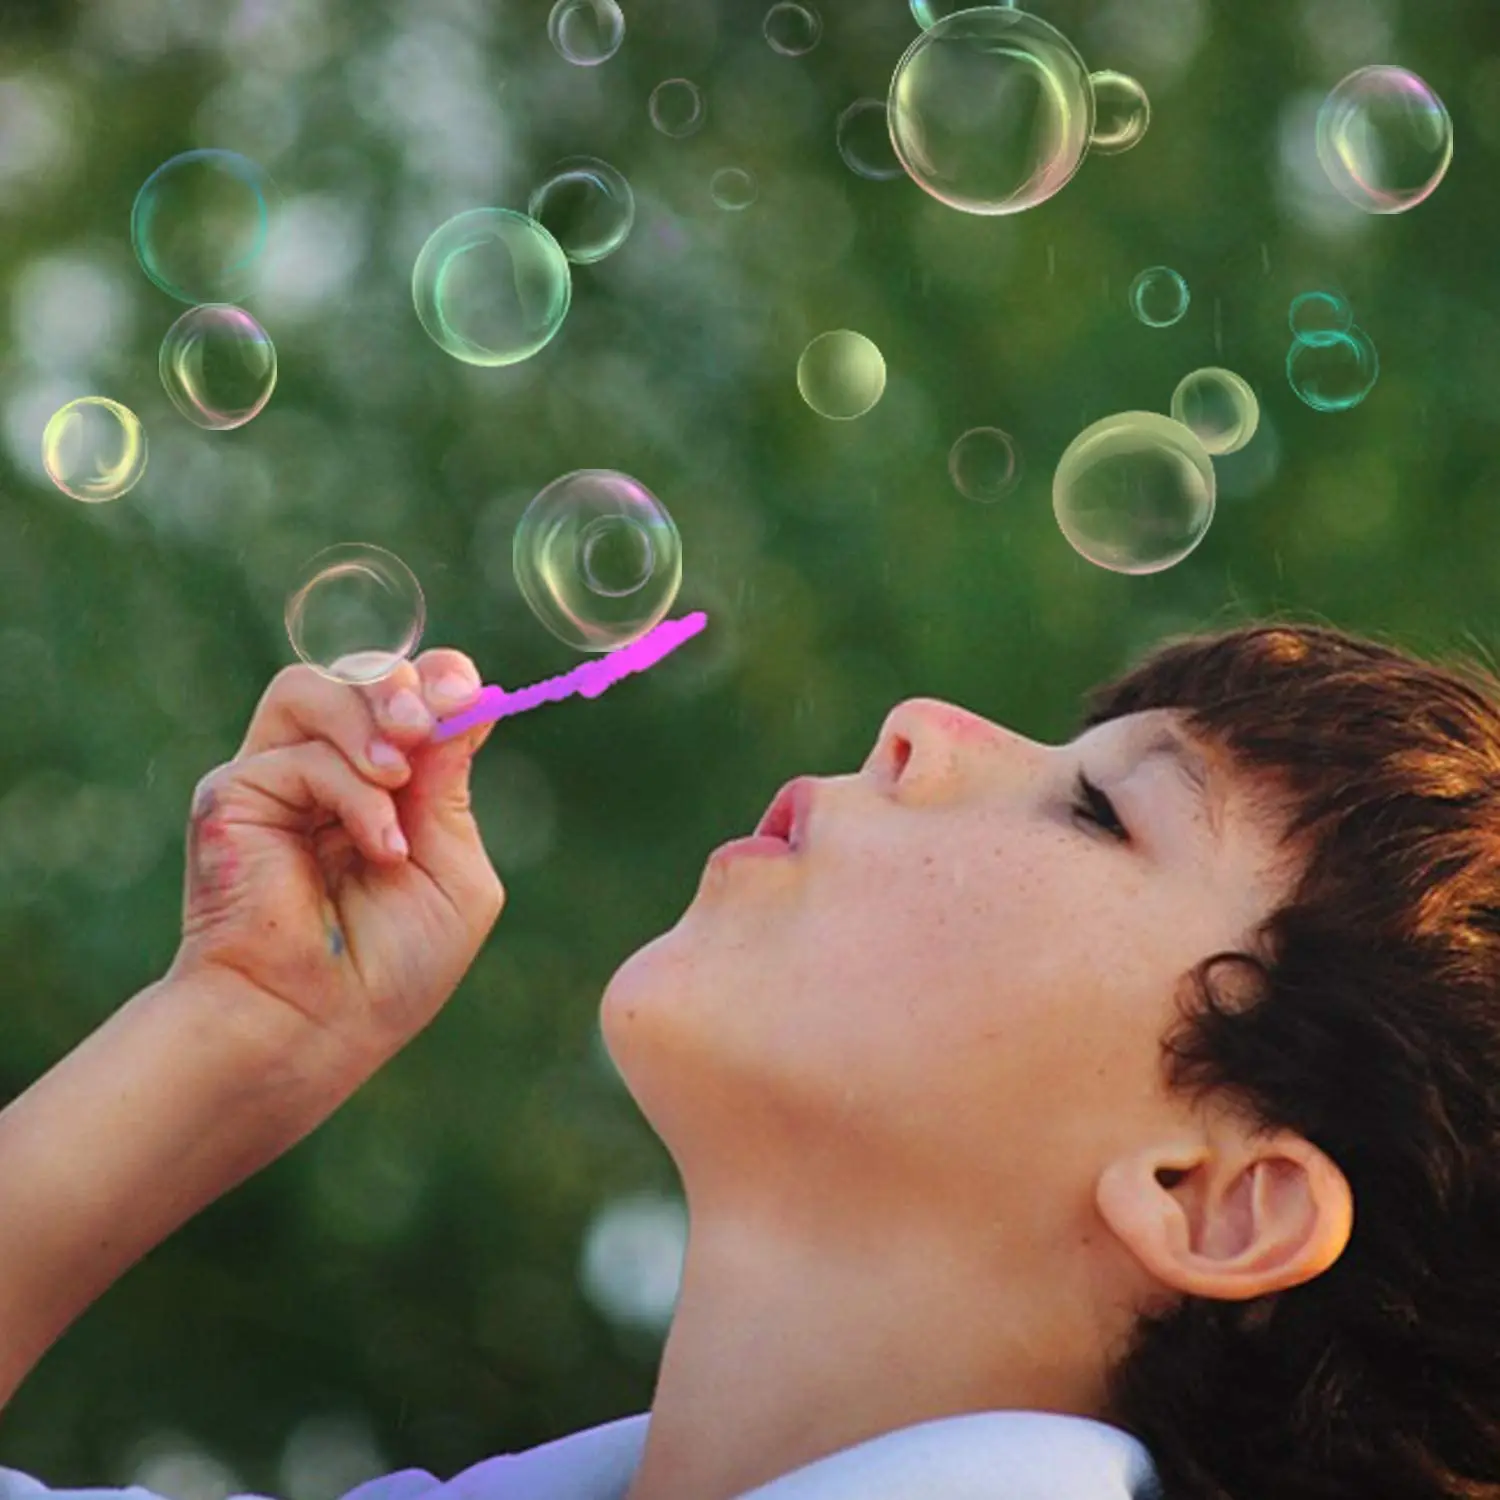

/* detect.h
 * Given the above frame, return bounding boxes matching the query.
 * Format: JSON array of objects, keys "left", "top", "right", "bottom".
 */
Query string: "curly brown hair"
[{"left": 1082, "top": 619, "right": 1500, "bottom": 1500}]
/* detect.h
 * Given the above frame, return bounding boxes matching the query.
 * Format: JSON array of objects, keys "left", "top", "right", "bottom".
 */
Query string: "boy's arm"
[{"left": 0, "top": 970, "right": 369, "bottom": 1411}]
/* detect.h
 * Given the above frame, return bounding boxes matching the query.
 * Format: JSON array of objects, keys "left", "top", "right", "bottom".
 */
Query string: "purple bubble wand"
[{"left": 430, "top": 611, "right": 708, "bottom": 744}]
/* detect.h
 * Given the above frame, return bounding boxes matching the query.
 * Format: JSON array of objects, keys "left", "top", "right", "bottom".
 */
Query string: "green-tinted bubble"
[
  {"left": 1088, "top": 70, "right": 1150, "bottom": 154},
  {"left": 514, "top": 470, "right": 682, "bottom": 652},
  {"left": 1288, "top": 290, "right": 1353, "bottom": 343},
  {"left": 1315, "top": 66, "right": 1452, "bottom": 214},
  {"left": 764, "top": 1, "right": 822, "bottom": 55},
  {"left": 837, "top": 98, "right": 903, "bottom": 180},
  {"left": 797, "top": 330, "right": 887, "bottom": 420},
  {"left": 412, "top": 208, "right": 571, "bottom": 367},
  {"left": 949, "top": 426, "right": 1022, "bottom": 502},
  {"left": 528, "top": 157, "right": 635, "bottom": 265},
  {"left": 1129, "top": 266, "right": 1190, "bottom": 327},
  {"left": 889, "top": 7, "right": 1094, "bottom": 216},
  {"left": 159, "top": 304, "right": 277, "bottom": 431},
  {"left": 284, "top": 543, "right": 426, "bottom": 685},
  {"left": 1286, "top": 327, "right": 1379, "bottom": 412},
  {"left": 41, "top": 397, "right": 148, "bottom": 503},
  {"left": 1170, "top": 367, "right": 1259, "bottom": 457},
  {"left": 711, "top": 167, "right": 758, "bottom": 210},
  {"left": 548, "top": 0, "right": 625, "bottom": 65},
  {"left": 1053, "top": 412, "right": 1215, "bottom": 575},
  {"left": 131, "top": 149, "right": 278, "bottom": 305},
  {"left": 650, "top": 78, "right": 706, "bottom": 137}
]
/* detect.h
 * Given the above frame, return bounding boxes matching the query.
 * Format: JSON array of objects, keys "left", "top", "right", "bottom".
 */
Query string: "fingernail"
[
  {"left": 384, "top": 824, "right": 409, "bottom": 857},
  {"left": 431, "top": 673, "right": 477, "bottom": 707},
  {"left": 368, "top": 738, "right": 405, "bottom": 769},
  {"left": 388, "top": 690, "right": 429, "bottom": 729}
]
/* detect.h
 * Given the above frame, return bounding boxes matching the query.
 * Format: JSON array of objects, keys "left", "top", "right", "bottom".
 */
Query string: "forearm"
[{"left": 0, "top": 972, "right": 366, "bottom": 1409}]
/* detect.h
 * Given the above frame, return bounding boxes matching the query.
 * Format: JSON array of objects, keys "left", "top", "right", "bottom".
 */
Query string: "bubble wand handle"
[{"left": 430, "top": 611, "right": 709, "bottom": 744}]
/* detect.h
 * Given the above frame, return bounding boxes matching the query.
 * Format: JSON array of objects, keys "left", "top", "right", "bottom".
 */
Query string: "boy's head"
[{"left": 602, "top": 619, "right": 1500, "bottom": 1497}]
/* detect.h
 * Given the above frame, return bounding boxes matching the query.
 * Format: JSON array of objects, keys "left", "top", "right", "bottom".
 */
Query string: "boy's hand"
[{"left": 165, "top": 650, "right": 504, "bottom": 1076}]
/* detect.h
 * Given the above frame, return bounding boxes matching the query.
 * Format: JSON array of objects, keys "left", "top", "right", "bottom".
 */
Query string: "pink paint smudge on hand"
[{"left": 430, "top": 611, "right": 708, "bottom": 745}]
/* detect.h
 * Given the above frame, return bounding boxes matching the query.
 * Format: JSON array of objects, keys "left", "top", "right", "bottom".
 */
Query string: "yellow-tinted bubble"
[
  {"left": 764, "top": 2, "right": 822, "bottom": 55},
  {"left": 548, "top": 0, "right": 625, "bottom": 65},
  {"left": 1088, "top": 70, "right": 1150, "bottom": 154},
  {"left": 528, "top": 157, "right": 635, "bottom": 265},
  {"left": 1286, "top": 327, "right": 1379, "bottom": 412},
  {"left": 513, "top": 470, "right": 683, "bottom": 652},
  {"left": 412, "top": 208, "right": 571, "bottom": 367},
  {"left": 888, "top": 7, "right": 1094, "bottom": 216},
  {"left": 1129, "top": 265, "right": 1190, "bottom": 327},
  {"left": 797, "top": 330, "right": 887, "bottom": 420},
  {"left": 131, "top": 149, "right": 278, "bottom": 305},
  {"left": 837, "top": 98, "right": 903, "bottom": 180},
  {"left": 42, "top": 397, "right": 148, "bottom": 503},
  {"left": 1289, "top": 290, "right": 1353, "bottom": 342},
  {"left": 284, "top": 543, "right": 426, "bottom": 685},
  {"left": 1053, "top": 412, "right": 1216, "bottom": 575},
  {"left": 650, "top": 78, "right": 706, "bottom": 137},
  {"left": 1170, "top": 367, "right": 1259, "bottom": 456},
  {"left": 949, "top": 426, "right": 1022, "bottom": 502},
  {"left": 159, "top": 304, "right": 277, "bottom": 431},
  {"left": 711, "top": 167, "right": 758, "bottom": 210},
  {"left": 1316, "top": 66, "right": 1452, "bottom": 214}
]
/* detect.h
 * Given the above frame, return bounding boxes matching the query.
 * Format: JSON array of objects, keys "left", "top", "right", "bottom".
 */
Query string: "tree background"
[{"left": 1, "top": 0, "right": 1497, "bottom": 1490}]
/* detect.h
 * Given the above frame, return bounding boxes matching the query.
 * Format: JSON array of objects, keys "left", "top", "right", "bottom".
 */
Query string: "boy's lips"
[{"left": 754, "top": 776, "right": 816, "bottom": 850}]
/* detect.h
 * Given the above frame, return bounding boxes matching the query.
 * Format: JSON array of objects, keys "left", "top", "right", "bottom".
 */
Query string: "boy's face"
[{"left": 601, "top": 699, "right": 1295, "bottom": 1252}]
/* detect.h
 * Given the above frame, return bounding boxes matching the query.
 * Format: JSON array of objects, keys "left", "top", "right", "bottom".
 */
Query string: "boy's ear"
[{"left": 1095, "top": 1125, "right": 1353, "bottom": 1302}]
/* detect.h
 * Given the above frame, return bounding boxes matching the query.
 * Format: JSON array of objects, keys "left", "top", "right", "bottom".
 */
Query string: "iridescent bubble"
[
  {"left": 1286, "top": 327, "right": 1380, "bottom": 412},
  {"left": 159, "top": 304, "right": 277, "bottom": 431},
  {"left": 1169, "top": 367, "right": 1259, "bottom": 457},
  {"left": 548, "top": 0, "right": 625, "bottom": 65},
  {"left": 797, "top": 330, "right": 887, "bottom": 420},
  {"left": 837, "top": 98, "right": 903, "bottom": 180},
  {"left": 284, "top": 543, "right": 426, "bottom": 686},
  {"left": 1315, "top": 65, "right": 1453, "bottom": 214},
  {"left": 649, "top": 78, "right": 706, "bottom": 137},
  {"left": 888, "top": 7, "right": 1094, "bottom": 216},
  {"left": 513, "top": 470, "right": 682, "bottom": 652},
  {"left": 41, "top": 397, "right": 147, "bottom": 503},
  {"left": 412, "top": 208, "right": 571, "bottom": 367},
  {"left": 1053, "top": 412, "right": 1216, "bottom": 575},
  {"left": 949, "top": 426, "right": 1022, "bottom": 502},
  {"left": 527, "top": 157, "right": 635, "bottom": 265},
  {"left": 711, "top": 167, "right": 758, "bottom": 210},
  {"left": 131, "top": 149, "right": 277, "bottom": 305},
  {"left": 1288, "top": 290, "right": 1353, "bottom": 343},
  {"left": 764, "top": 1, "right": 822, "bottom": 55},
  {"left": 1129, "top": 266, "right": 1190, "bottom": 328},
  {"left": 1088, "top": 70, "right": 1150, "bottom": 154}
]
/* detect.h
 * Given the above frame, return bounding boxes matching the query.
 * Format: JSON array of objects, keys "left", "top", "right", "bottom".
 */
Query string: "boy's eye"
[{"left": 1074, "top": 770, "right": 1128, "bottom": 841}]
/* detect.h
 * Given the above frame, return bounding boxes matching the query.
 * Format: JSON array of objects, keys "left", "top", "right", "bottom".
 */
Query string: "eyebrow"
[{"left": 1134, "top": 725, "right": 1219, "bottom": 841}]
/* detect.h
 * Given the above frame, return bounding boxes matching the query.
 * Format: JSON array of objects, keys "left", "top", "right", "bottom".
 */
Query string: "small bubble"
[
  {"left": 284, "top": 543, "right": 426, "bottom": 685},
  {"left": 1288, "top": 290, "right": 1353, "bottom": 343},
  {"left": 527, "top": 157, "right": 635, "bottom": 265},
  {"left": 1170, "top": 367, "right": 1259, "bottom": 456},
  {"left": 836, "top": 98, "right": 903, "bottom": 180},
  {"left": 797, "top": 330, "right": 887, "bottom": 421},
  {"left": 764, "top": 2, "right": 822, "bottom": 56},
  {"left": 1088, "top": 70, "right": 1151, "bottom": 154},
  {"left": 159, "top": 304, "right": 277, "bottom": 430},
  {"left": 710, "top": 167, "right": 758, "bottom": 210},
  {"left": 1129, "top": 266, "right": 1190, "bottom": 328},
  {"left": 1316, "top": 65, "right": 1452, "bottom": 214},
  {"left": 649, "top": 78, "right": 706, "bottom": 138},
  {"left": 42, "top": 397, "right": 148, "bottom": 503},
  {"left": 948, "top": 427, "right": 1022, "bottom": 502},
  {"left": 1286, "top": 326, "right": 1379, "bottom": 412},
  {"left": 548, "top": 0, "right": 625, "bottom": 65}
]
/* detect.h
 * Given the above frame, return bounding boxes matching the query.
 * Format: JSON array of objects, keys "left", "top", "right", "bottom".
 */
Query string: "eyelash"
[{"left": 1073, "top": 770, "right": 1128, "bottom": 842}]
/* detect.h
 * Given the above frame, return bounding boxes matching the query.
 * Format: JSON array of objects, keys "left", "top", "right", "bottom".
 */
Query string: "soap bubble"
[
  {"left": 527, "top": 157, "right": 635, "bottom": 265},
  {"left": 159, "top": 304, "right": 277, "bottom": 430},
  {"left": 1129, "top": 266, "right": 1190, "bottom": 327},
  {"left": 888, "top": 7, "right": 1094, "bottom": 216},
  {"left": 131, "top": 149, "right": 277, "bottom": 305},
  {"left": 949, "top": 426, "right": 1022, "bottom": 501},
  {"left": 1088, "top": 70, "right": 1150, "bottom": 154},
  {"left": 412, "top": 208, "right": 571, "bottom": 367},
  {"left": 41, "top": 397, "right": 148, "bottom": 503},
  {"left": 836, "top": 98, "right": 903, "bottom": 180},
  {"left": 649, "top": 78, "right": 706, "bottom": 137},
  {"left": 548, "top": 0, "right": 625, "bottom": 65},
  {"left": 1286, "top": 327, "right": 1379, "bottom": 412},
  {"left": 764, "top": 2, "right": 822, "bottom": 55},
  {"left": 909, "top": 0, "right": 970, "bottom": 27},
  {"left": 1053, "top": 412, "right": 1215, "bottom": 575},
  {"left": 797, "top": 330, "right": 887, "bottom": 420},
  {"left": 1289, "top": 291, "right": 1353, "bottom": 343},
  {"left": 513, "top": 470, "right": 682, "bottom": 652},
  {"left": 1169, "top": 367, "right": 1259, "bottom": 456},
  {"left": 284, "top": 543, "right": 426, "bottom": 686},
  {"left": 1315, "top": 66, "right": 1452, "bottom": 214},
  {"left": 711, "top": 167, "right": 758, "bottom": 210}
]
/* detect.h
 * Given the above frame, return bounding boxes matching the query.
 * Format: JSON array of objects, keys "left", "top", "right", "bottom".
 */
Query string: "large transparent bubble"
[
  {"left": 797, "top": 331, "right": 887, "bottom": 420},
  {"left": 1088, "top": 70, "right": 1150, "bottom": 154},
  {"left": 513, "top": 470, "right": 683, "bottom": 652},
  {"left": 284, "top": 543, "right": 426, "bottom": 686},
  {"left": 548, "top": 0, "right": 625, "bottom": 65},
  {"left": 131, "top": 149, "right": 278, "bottom": 305},
  {"left": 1170, "top": 368, "right": 1259, "bottom": 456},
  {"left": 42, "top": 397, "right": 148, "bottom": 503},
  {"left": 1053, "top": 412, "right": 1216, "bottom": 575},
  {"left": 1286, "top": 327, "right": 1380, "bottom": 412},
  {"left": 1316, "top": 66, "right": 1453, "bottom": 214},
  {"left": 412, "top": 208, "right": 571, "bottom": 367},
  {"left": 527, "top": 157, "right": 636, "bottom": 265},
  {"left": 888, "top": 6, "right": 1095, "bottom": 216},
  {"left": 159, "top": 304, "right": 278, "bottom": 430}
]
